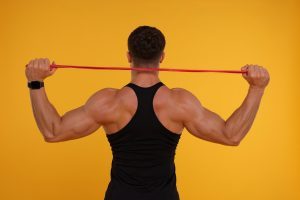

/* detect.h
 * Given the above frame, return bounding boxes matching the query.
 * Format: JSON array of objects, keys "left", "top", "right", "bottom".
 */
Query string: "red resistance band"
[{"left": 50, "top": 64, "right": 247, "bottom": 74}]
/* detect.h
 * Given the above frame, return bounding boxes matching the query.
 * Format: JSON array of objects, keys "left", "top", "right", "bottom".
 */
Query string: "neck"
[{"left": 130, "top": 64, "right": 161, "bottom": 87}]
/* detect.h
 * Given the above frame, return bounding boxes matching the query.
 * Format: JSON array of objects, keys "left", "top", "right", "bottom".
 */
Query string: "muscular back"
[
  {"left": 46, "top": 83, "right": 237, "bottom": 146},
  {"left": 100, "top": 85, "right": 185, "bottom": 136}
]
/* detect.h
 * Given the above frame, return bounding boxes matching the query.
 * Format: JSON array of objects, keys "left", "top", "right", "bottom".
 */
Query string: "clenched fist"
[
  {"left": 241, "top": 64, "right": 270, "bottom": 90},
  {"left": 25, "top": 58, "right": 57, "bottom": 82}
]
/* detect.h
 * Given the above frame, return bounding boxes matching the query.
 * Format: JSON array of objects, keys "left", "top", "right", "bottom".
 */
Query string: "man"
[{"left": 25, "top": 26, "right": 270, "bottom": 200}]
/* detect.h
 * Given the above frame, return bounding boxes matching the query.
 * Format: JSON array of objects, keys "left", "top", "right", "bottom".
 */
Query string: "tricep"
[{"left": 174, "top": 88, "right": 239, "bottom": 146}]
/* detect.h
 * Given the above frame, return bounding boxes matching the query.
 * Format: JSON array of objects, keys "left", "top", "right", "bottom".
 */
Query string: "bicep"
[
  {"left": 45, "top": 105, "right": 100, "bottom": 142},
  {"left": 180, "top": 90, "right": 234, "bottom": 145}
]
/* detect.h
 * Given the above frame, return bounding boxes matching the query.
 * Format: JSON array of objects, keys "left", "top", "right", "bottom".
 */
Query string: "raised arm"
[
  {"left": 25, "top": 58, "right": 117, "bottom": 143},
  {"left": 177, "top": 64, "right": 270, "bottom": 146}
]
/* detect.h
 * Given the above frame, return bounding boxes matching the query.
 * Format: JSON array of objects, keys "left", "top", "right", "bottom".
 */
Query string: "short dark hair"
[{"left": 128, "top": 26, "right": 165, "bottom": 66}]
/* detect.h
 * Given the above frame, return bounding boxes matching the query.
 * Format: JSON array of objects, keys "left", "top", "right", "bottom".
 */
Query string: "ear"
[
  {"left": 159, "top": 52, "right": 165, "bottom": 63},
  {"left": 127, "top": 51, "right": 132, "bottom": 63}
]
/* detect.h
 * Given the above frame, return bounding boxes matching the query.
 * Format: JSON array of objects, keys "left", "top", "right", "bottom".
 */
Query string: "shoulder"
[
  {"left": 169, "top": 87, "right": 205, "bottom": 123},
  {"left": 86, "top": 88, "right": 119, "bottom": 106},
  {"left": 170, "top": 87, "right": 204, "bottom": 119},
  {"left": 170, "top": 87, "right": 202, "bottom": 107},
  {"left": 84, "top": 88, "right": 120, "bottom": 123}
]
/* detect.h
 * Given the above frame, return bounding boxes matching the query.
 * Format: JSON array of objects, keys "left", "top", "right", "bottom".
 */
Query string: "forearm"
[
  {"left": 224, "top": 86, "right": 265, "bottom": 143},
  {"left": 29, "top": 87, "right": 61, "bottom": 139}
]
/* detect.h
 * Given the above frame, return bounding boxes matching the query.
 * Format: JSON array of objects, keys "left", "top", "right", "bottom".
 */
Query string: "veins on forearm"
[
  {"left": 29, "top": 89, "right": 61, "bottom": 138},
  {"left": 224, "top": 87, "right": 264, "bottom": 142}
]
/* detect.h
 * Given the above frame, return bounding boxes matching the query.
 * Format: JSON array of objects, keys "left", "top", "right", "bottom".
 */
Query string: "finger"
[
  {"left": 45, "top": 58, "right": 50, "bottom": 67},
  {"left": 246, "top": 64, "right": 250, "bottom": 76},
  {"left": 254, "top": 65, "right": 259, "bottom": 77},
  {"left": 28, "top": 59, "right": 34, "bottom": 68},
  {"left": 253, "top": 65, "right": 259, "bottom": 77},
  {"left": 40, "top": 58, "right": 45, "bottom": 68},
  {"left": 242, "top": 64, "right": 249, "bottom": 70},
  {"left": 25, "top": 67, "right": 30, "bottom": 77},
  {"left": 263, "top": 67, "right": 269, "bottom": 78},
  {"left": 33, "top": 58, "right": 39, "bottom": 68},
  {"left": 259, "top": 66, "right": 264, "bottom": 75},
  {"left": 241, "top": 65, "right": 246, "bottom": 71},
  {"left": 257, "top": 66, "right": 262, "bottom": 77},
  {"left": 41, "top": 58, "right": 47, "bottom": 71},
  {"left": 259, "top": 66, "right": 264, "bottom": 77},
  {"left": 50, "top": 61, "right": 55, "bottom": 71},
  {"left": 248, "top": 64, "right": 254, "bottom": 76},
  {"left": 262, "top": 68, "right": 267, "bottom": 77},
  {"left": 49, "top": 66, "right": 57, "bottom": 74},
  {"left": 255, "top": 65, "right": 261, "bottom": 77},
  {"left": 42, "top": 58, "right": 48, "bottom": 71},
  {"left": 44, "top": 58, "right": 50, "bottom": 71},
  {"left": 37, "top": 58, "right": 43, "bottom": 70},
  {"left": 242, "top": 64, "right": 248, "bottom": 77}
]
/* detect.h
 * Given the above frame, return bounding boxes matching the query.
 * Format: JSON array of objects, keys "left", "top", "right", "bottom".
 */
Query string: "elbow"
[
  {"left": 227, "top": 139, "right": 240, "bottom": 146},
  {"left": 43, "top": 132, "right": 61, "bottom": 143},
  {"left": 44, "top": 136, "right": 59, "bottom": 143},
  {"left": 223, "top": 131, "right": 241, "bottom": 146},
  {"left": 43, "top": 126, "right": 62, "bottom": 143},
  {"left": 223, "top": 130, "right": 242, "bottom": 146},
  {"left": 228, "top": 134, "right": 242, "bottom": 146}
]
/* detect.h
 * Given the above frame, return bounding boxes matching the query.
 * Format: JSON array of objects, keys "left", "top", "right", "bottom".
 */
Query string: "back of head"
[{"left": 128, "top": 26, "right": 166, "bottom": 67}]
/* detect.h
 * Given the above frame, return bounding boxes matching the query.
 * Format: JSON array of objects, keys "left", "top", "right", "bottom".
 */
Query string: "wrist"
[
  {"left": 249, "top": 85, "right": 265, "bottom": 91},
  {"left": 248, "top": 86, "right": 265, "bottom": 95},
  {"left": 27, "top": 79, "right": 44, "bottom": 82}
]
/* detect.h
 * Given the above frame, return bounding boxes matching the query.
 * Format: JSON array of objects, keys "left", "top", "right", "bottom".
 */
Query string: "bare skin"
[{"left": 25, "top": 52, "right": 270, "bottom": 146}]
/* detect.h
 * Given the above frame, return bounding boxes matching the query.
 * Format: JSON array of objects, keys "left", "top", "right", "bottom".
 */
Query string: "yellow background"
[{"left": 0, "top": 0, "right": 299, "bottom": 199}]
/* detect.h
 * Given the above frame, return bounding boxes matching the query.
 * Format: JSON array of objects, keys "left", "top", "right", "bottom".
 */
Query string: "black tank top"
[{"left": 104, "top": 81, "right": 182, "bottom": 200}]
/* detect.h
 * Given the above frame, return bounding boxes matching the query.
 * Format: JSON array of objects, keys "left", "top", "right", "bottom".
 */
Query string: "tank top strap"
[
  {"left": 124, "top": 81, "right": 164, "bottom": 113},
  {"left": 125, "top": 81, "right": 164, "bottom": 93}
]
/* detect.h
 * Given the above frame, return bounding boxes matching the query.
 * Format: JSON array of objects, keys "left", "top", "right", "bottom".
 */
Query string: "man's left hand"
[{"left": 25, "top": 58, "right": 57, "bottom": 82}]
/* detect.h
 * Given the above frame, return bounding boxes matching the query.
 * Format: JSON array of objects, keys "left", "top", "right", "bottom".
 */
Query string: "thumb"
[
  {"left": 49, "top": 61, "right": 57, "bottom": 75},
  {"left": 241, "top": 65, "right": 248, "bottom": 79}
]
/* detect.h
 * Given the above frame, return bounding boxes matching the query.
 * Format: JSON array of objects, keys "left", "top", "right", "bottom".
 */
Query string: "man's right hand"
[{"left": 241, "top": 64, "right": 270, "bottom": 90}]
